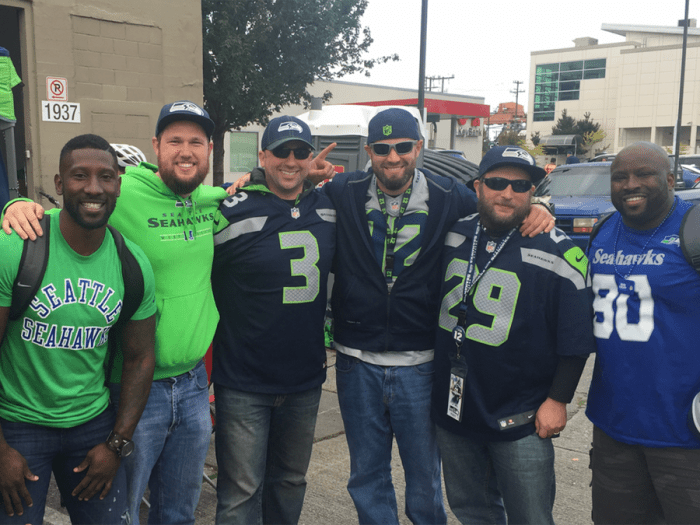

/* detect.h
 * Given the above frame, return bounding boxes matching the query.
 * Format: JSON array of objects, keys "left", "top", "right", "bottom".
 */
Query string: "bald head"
[
  {"left": 612, "top": 142, "right": 671, "bottom": 174},
  {"left": 610, "top": 141, "right": 675, "bottom": 230}
]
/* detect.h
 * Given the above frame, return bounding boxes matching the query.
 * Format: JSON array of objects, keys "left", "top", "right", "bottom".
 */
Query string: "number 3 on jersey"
[
  {"left": 592, "top": 274, "right": 654, "bottom": 342},
  {"left": 279, "top": 231, "right": 320, "bottom": 304}
]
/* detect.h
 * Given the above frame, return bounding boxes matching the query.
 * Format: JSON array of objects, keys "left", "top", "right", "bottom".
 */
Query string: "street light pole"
[
  {"left": 418, "top": 0, "right": 428, "bottom": 121},
  {"left": 674, "top": 0, "right": 690, "bottom": 188}
]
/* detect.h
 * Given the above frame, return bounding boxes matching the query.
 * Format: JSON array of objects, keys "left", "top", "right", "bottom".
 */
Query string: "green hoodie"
[{"left": 110, "top": 163, "right": 228, "bottom": 379}]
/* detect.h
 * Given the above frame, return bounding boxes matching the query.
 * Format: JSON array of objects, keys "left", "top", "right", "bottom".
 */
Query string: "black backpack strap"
[
  {"left": 105, "top": 225, "right": 145, "bottom": 383},
  {"left": 586, "top": 212, "right": 614, "bottom": 255},
  {"left": 680, "top": 204, "right": 700, "bottom": 274},
  {"left": 10, "top": 215, "right": 51, "bottom": 321}
]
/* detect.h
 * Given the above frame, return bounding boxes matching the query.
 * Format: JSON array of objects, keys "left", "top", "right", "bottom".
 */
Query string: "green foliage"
[
  {"left": 202, "top": 0, "right": 398, "bottom": 184},
  {"left": 664, "top": 143, "right": 690, "bottom": 155},
  {"left": 530, "top": 131, "right": 540, "bottom": 146},
  {"left": 551, "top": 109, "right": 576, "bottom": 135},
  {"left": 551, "top": 110, "right": 605, "bottom": 155},
  {"left": 497, "top": 129, "right": 521, "bottom": 146}
]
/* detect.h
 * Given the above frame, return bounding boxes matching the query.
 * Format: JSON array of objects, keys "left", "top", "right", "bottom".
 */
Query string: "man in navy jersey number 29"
[
  {"left": 211, "top": 116, "right": 335, "bottom": 525},
  {"left": 586, "top": 142, "right": 700, "bottom": 524},
  {"left": 431, "top": 146, "right": 594, "bottom": 524}
]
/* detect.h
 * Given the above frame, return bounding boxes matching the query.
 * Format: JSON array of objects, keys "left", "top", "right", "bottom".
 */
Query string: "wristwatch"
[{"left": 105, "top": 430, "right": 135, "bottom": 458}]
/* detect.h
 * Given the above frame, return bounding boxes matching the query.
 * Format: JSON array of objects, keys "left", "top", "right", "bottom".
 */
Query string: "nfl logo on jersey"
[
  {"left": 486, "top": 241, "right": 497, "bottom": 253},
  {"left": 291, "top": 207, "right": 301, "bottom": 219}
]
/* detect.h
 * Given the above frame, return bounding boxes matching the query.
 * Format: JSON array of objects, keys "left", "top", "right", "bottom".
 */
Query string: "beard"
[
  {"left": 477, "top": 198, "right": 530, "bottom": 234},
  {"left": 158, "top": 161, "right": 209, "bottom": 196},
  {"left": 63, "top": 198, "right": 116, "bottom": 230},
  {"left": 373, "top": 157, "right": 416, "bottom": 194}
]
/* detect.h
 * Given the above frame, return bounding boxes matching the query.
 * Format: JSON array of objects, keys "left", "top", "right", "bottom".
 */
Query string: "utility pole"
[
  {"left": 511, "top": 80, "right": 525, "bottom": 129},
  {"left": 417, "top": 0, "right": 428, "bottom": 117},
  {"left": 425, "top": 75, "right": 454, "bottom": 93}
]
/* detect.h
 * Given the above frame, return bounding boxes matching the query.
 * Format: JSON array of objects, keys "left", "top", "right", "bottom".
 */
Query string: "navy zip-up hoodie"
[{"left": 323, "top": 168, "right": 477, "bottom": 354}]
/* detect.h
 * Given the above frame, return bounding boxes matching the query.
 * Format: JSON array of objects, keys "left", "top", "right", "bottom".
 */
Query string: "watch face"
[{"left": 121, "top": 440, "right": 135, "bottom": 457}]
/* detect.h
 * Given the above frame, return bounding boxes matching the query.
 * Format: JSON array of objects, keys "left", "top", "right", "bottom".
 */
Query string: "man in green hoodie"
[{"left": 2, "top": 101, "right": 228, "bottom": 525}]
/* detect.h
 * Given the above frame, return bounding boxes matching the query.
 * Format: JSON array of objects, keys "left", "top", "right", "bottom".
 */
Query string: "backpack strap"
[
  {"left": 680, "top": 204, "right": 700, "bottom": 274},
  {"left": 9, "top": 215, "right": 51, "bottom": 321},
  {"left": 586, "top": 212, "right": 614, "bottom": 254},
  {"left": 104, "top": 225, "right": 145, "bottom": 384}
]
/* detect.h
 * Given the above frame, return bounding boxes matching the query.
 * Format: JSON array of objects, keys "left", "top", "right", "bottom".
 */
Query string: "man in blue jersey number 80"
[{"left": 586, "top": 142, "right": 700, "bottom": 524}]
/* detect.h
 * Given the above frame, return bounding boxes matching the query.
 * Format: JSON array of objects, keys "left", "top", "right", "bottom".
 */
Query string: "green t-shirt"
[{"left": 0, "top": 212, "right": 156, "bottom": 427}]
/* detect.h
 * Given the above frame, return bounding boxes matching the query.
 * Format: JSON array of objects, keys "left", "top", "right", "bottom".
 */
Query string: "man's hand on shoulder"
[
  {"left": 71, "top": 442, "right": 121, "bottom": 501},
  {"left": 0, "top": 442, "right": 38, "bottom": 517},
  {"left": 520, "top": 203, "right": 555, "bottom": 237},
  {"left": 2, "top": 201, "right": 46, "bottom": 241}
]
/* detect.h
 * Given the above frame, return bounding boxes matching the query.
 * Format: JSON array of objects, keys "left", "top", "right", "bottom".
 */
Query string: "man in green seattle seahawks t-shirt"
[{"left": 0, "top": 134, "right": 156, "bottom": 525}]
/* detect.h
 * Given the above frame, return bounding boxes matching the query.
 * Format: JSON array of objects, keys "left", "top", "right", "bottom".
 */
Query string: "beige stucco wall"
[
  {"left": 3, "top": 0, "right": 203, "bottom": 203},
  {"left": 528, "top": 28, "right": 700, "bottom": 157}
]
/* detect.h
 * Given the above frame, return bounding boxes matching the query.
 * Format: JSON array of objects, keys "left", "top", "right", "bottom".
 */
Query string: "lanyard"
[
  {"left": 376, "top": 183, "right": 413, "bottom": 283},
  {"left": 453, "top": 222, "right": 516, "bottom": 353}
]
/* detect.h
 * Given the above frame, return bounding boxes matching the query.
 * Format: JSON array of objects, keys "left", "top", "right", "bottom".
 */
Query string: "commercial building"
[
  {"left": 1, "top": 0, "right": 204, "bottom": 204},
  {"left": 528, "top": 20, "right": 700, "bottom": 157}
]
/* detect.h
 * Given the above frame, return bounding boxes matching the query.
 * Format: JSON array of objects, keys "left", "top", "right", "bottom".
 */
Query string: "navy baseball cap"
[
  {"left": 367, "top": 108, "right": 420, "bottom": 144},
  {"left": 155, "top": 101, "right": 214, "bottom": 139},
  {"left": 469, "top": 146, "right": 546, "bottom": 190},
  {"left": 261, "top": 116, "right": 314, "bottom": 151}
]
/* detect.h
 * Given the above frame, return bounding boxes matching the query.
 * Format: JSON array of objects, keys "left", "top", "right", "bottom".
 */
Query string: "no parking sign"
[{"left": 46, "top": 77, "right": 67, "bottom": 101}]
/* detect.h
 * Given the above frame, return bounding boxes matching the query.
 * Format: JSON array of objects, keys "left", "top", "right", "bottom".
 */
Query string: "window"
[{"left": 533, "top": 59, "right": 606, "bottom": 121}]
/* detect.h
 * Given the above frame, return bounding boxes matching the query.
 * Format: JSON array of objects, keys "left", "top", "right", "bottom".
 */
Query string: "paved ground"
[{"left": 43, "top": 351, "right": 595, "bottom": 524}]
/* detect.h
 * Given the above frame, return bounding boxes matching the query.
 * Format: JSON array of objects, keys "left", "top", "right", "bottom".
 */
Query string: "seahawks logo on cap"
[
  {"left": 502, "top": 147, "right": 534, "bottom": 165},
  {"left": 278, "top": 122, "right": 303, "bottom": 134},
  {"left": 170, "top": 101, "right": 204, "bottom": 115},
  {"left": 383, "top": 125, "right": 392, "bottom": 136}
]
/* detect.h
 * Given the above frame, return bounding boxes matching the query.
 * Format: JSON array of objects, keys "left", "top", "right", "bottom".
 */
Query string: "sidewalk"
[{"left": 44, "top": 351, "right": 595, "bottom": 524}]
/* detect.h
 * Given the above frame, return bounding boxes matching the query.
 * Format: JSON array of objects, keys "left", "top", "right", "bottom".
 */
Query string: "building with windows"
[{"left": 528, "top": 22, "right": 700, "bottom": 156}]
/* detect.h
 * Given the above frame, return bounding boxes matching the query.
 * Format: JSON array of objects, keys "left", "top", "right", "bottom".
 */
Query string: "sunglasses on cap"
[
  {"left": 369, "top": 141, "right": 417, "bottom": 156},
  {"left": 481, "top": 177, "right": 533, "bottom": 193},
  {"left": 270, "top": 146, "right": 313, "bottom": 160}
]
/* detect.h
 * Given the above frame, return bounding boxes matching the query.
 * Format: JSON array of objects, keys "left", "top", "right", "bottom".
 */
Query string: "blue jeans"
[
  {"left": 435, "top": 425, "right": 555, "bottom": 525},
  {"left": 109, "top": 360, "right": 212, "bottom": 525},
  {"left": 0, "top": 408, "right": 128, "bottom": 525},
  {"left": 335, "top": 353, "right": 446, "bottom": 525},
  {"left": 214, "top": 384, "right": 322, "bottom": 525}
]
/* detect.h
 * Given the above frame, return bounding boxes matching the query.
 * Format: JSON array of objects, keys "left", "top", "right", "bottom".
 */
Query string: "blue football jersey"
[
  {"left": 432, "top": 214, "right": 594, "bottom": 441},
  {"left": 212, "top": 186, "right": 336, "bottom": 394},
  {"left": 587, "top": 196, "right": 700, "bottom": 448}
]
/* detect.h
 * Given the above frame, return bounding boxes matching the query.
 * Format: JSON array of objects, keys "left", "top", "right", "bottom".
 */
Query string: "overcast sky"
[{"left": 341, "top": 0, "right": 699, "bottom": 113}]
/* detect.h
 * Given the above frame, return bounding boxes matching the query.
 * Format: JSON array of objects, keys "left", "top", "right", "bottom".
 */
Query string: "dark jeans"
[
  {"left": 0, "top": 408, "right": 128, "bottom": 525},
  {"left": 214, "top": 384, "right": 322, "bottom": 525},
  {"left": 591, "top": 425, "right": 700, "bottom": 524}
]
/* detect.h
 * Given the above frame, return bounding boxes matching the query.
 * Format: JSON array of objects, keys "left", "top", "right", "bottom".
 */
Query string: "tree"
[
  {"left": 530, "top": 131, "right": 540, "bottom": 146},
  {"left": 551, "top": 110, "right": 605, "bottom": 156},
  {"left": 202, "top": 0, "right": 398, "bottom": 185},
  {"left": 551, "top": 109, "right": 576, "bottom": 135},
  {"left": 497, "top": 129, "right": 522, "bottom": 147}
]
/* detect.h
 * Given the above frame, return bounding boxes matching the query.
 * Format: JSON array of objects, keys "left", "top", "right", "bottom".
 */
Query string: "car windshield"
[{"left": 546, "top": 165, "right": 610, "bottom": 196}]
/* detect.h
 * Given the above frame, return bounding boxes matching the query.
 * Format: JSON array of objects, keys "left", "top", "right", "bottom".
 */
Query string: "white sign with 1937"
[{"left": 42, "top": 101, "right": 81, "bottom": 123}]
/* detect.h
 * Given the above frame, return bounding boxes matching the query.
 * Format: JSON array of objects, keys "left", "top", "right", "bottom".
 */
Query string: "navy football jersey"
[
  {"left": 212, "top": 186, "right": 336, "bottom": 394},
  {"left": 432, "top": 214, "right": 594, "bottom": 441},
  {"left": 587, "top": 196, "right": 700, "bottom": 448}
]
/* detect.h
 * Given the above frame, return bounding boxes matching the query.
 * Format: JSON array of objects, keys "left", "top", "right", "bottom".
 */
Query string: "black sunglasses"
[
  {"left": 270, "top": 146, "right": 313, "bottom": 160},
  {"left": 370, "top": 141, "right": 417, "bottom": 156},
  {"left": 481, "top": 177, "right": 533, "bottom": 193}
]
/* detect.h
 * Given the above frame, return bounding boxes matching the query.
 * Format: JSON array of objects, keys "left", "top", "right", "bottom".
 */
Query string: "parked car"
[{"left": 535, "top": 162, "right": 700, "bottom": 249}]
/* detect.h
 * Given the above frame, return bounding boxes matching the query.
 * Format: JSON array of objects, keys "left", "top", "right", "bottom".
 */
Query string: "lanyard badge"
[
  {"left": 376, "top": 184, "right": 412, "bottom": 283},
  {"left": 447, "top": 222, "right": 515, "bottom": 421}
]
